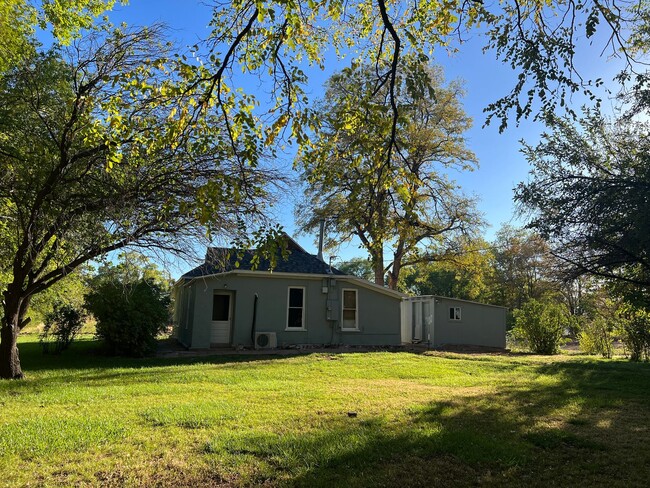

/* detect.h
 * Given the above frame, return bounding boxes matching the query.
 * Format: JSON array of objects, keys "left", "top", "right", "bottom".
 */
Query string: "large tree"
[
  {"left": 399, "top": 237, "right": 496, "bottom": 302},
  {"left": 515, "top": 111, "right": 650, "bottom": 291},
  {"left": 489, "top": 225, "right": 556, "bottom": 310},
  {"left": 0, "top": 26, "right": 278, "bottom": 379},
  {"left": 297, "top": 60, "right": 482, "bottom": 289},
  {"left": 197, "top": 1, "right": 644, "bottom": 293}
]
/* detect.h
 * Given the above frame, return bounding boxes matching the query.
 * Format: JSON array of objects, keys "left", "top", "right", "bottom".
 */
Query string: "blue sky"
[{"left": 102, "top": 1, "right": 624, "bottom": 274}]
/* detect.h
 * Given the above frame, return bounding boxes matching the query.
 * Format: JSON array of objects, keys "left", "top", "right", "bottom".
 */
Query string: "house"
[
  {"left": 401, "top": 295, "right": 507, "bottom": 349},
  {"left": 173, "top": 238, "right": 406, "bottom": 349}
]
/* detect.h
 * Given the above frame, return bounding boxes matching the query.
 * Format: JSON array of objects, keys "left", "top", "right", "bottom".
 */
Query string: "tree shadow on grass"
[
  {"left": 17, "top": 337, "right": 290, "bottom": 371},
  {"left": 15, "top": 337, "right": 493, "bottom": 384},
  {"left": 5, "top": 338, "right": 650, "bottom": 486},
  {"left": 199, "top": 359, "right": 650, "bottom": 487},
  {"left": 12, "top": 337, "right": 650, "bottom": 395}
]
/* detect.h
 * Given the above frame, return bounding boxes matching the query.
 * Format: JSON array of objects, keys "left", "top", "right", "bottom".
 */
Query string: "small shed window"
[
  {"left": 449, "top": 306, "right": 461, "bottom": 321},
  {"left": 342, "top": 289, "right": 359, "bottom": 330},
  {"left": 287, "top": 287, "right": 305, "bottom": 329}
]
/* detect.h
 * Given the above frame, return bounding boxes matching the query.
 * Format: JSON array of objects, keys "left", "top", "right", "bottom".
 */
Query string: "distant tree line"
[{"left": 338, "top": 220, "right": 649, "bottom": 360}]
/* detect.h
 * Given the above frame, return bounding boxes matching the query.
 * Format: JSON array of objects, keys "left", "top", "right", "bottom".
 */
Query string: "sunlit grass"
[{"left": 0, "top": 338, "right": 649, "bottom": 486}]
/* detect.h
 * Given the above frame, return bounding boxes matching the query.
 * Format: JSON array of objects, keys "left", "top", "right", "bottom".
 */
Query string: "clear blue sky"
[{"left": 103, "top": 1, "right": 624, "bottom": 275}]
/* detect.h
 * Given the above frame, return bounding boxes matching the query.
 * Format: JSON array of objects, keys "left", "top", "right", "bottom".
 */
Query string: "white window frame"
[
  {"left": 449, "top": 306, "right": 462, "bottom": 321},
  {"left": 341, "top": 288, "right": 359, "bottom": 331},
  {"left": 286, "top": 286, "right": 306, "bottom": 331}
]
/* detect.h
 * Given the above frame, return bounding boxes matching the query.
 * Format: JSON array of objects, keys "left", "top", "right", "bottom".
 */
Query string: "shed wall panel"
[{"left": 433, "top": 297, "right": 506, "bottom": 348}]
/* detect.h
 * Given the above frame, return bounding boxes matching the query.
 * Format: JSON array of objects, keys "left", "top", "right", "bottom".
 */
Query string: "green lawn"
[{"left": 1, "top": 337, "right": 649, "bottom": 487}]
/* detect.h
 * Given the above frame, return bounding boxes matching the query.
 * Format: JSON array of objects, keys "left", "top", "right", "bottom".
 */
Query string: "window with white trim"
[
  {"left": 341, "top": 289, "right": 359, "bottom": 330},
  {"left": 449, "top": 306, "right": 461, "bottom": 321},
  {"left": 287, "top": 287, "right": 305, "bottom": 329}
]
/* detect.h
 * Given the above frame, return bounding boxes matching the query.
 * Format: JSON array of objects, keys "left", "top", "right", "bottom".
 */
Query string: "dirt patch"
[
  {"left": 431, "top": 344, "right": 509, "bottom": 354},
  {"left": 156, "top": 339, "right": 507, "bottom": 359}
]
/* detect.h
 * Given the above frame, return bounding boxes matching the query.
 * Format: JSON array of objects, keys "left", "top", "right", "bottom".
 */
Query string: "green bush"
[
  {"left": 40, "top": 302, "right": 86, "bottom": 354},
  {"left": 618, "top": 307, "right": 650, "bottom": 362},
  {"left": 85, "top": 279, "right": 170, "bottom": 356},
  {"left": 512, "top": 299, "right": 567, "bottom": 354},
  {"left": 578, "top": 317, "right": 614, "bottom": 358}
]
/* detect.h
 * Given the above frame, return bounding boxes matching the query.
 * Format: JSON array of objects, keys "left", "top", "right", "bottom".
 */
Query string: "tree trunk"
[
  {"left": 0, "top": 322, "right": 23, "bottom": 380},
  {"left": 372, "top": 248, "right": 385, "bottom": 287},
  {"left": 387, "top": 246, "right": 404, "bottom": 290},
  {"left": 388, "top": 260, "right": 401, "bottom": 290},
  {"left": 0, "top": 290, "right": 26, "bottom": 380}
]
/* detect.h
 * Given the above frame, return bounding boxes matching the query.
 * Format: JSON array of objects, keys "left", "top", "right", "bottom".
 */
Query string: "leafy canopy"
[
  {"left": 0, "top": 25, "right": 278, "bottom": 303},
  {"left": 516, "top": 111, "right": 650, "bottom": 290},
  {"left": 0, "top": 0, "right": 123, "bottom": 73},
  {"left": 196, "top": 0, "right": 646, "bottom": 173},
  {"left": 297, "top": 60, "right": 482, "bottom": 288}
]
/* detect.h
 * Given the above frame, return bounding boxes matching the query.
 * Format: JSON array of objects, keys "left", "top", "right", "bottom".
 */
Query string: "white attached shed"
[{"left": 401, "top": 295, "right": 506, "bottom": 349}]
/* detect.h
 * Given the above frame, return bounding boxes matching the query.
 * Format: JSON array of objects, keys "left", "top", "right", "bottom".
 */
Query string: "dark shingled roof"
[{"left": 181, "top": 238, "right": 345, "bottom": 278}]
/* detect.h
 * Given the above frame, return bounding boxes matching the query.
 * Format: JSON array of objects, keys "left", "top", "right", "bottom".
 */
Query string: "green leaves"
[
  {"left": 0, "top": 22, "right": 280, "bottom": 350},
  {"left": 515, "top": 107, "right": 650, "bottom": 291},
  {"left": 585, "top": 6, "right": 600, "bottom": 38},
  {"left": 297, "top": 59, "right": 481, "bottom": 288},
  {"left": 512, "top": 299, "right": 567, "bottom": 354},
  {"left": 203, "top": 0, "right": 635, "bottom": 152}
]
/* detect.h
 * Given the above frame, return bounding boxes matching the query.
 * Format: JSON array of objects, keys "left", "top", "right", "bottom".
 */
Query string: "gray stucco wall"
[
  {"left": 173, "top": 283, "right": 195, "bottom": 347},
  {"left": 179, "top": 273, "right": 402, "bottom": 348},
  {"left": 432, "top": 297, "right": 506, "bottom": 348}
]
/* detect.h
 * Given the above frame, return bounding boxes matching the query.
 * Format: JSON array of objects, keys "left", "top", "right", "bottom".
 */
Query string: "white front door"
[{"left": 211, "top": 292, "right": 232, "bottom": 346}]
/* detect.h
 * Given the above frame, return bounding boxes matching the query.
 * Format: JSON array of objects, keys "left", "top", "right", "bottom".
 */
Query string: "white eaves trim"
[
  {"left": 403, "top": 294, "right": 508, "bottom": 310},
  {"left": 341, "top": 276, "right": 407, "bottom": 299}
]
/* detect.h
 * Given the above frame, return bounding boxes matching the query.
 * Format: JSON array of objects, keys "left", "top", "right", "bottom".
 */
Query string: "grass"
[{"left": 1, "top": 337, "right": 649, "bottom": 487}]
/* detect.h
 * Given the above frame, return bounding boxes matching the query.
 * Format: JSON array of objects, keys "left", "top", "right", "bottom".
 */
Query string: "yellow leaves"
[
  {"left": 326, "top": 0, "right": 343, "bottom": 21},
  {"left": 342, "top": 119, "right": 355, "bottom": 131},
  {"left": 265, "top": 113, "right": 289, "bottom": 146},
  {"left": 108, "top": 113, "right": 122, "bottom": 128},
  {"left": 105, "top": 150, "right": 122, "bottom": 171},
  {"left": 39, "top": 0, "right": 121, "bottom": 45}
]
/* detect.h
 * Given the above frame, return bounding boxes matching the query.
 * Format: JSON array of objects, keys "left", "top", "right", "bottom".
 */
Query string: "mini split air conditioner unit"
[{"left": 255, "top": 332, "right": 277, "bottom": 350}]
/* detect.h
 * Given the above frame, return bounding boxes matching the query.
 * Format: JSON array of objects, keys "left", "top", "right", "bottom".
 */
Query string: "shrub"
[
  {"left": 617, "top": 306, "right": 650, "bottom": 362},
  {"left": 39, "top": 302, "right": 86, "bottom": 354},
  {"left": 85, "top": 279, "right": 170, "bottom": 356},
  {"left": 578, "top": 317, "right": 614, "bottom": 358},
  {"left": 512, "top": 299, "right": 567, "bottom": 354}
]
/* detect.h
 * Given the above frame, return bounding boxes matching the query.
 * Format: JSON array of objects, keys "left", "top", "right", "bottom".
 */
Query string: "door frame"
[{"left": 210, "top": 290, "right": 234, "bottom": 347}]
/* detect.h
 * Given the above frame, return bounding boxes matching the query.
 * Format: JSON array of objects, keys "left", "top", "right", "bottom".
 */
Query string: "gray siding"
[
  {"left": 180, "top": 273, "right": 402, "bottom": 348},
  {"left": 173, "top": 283, "right": 195, "bottom": 347},
  {"left": 433, "top": 297, "right": 506, "bottom": 348}
]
